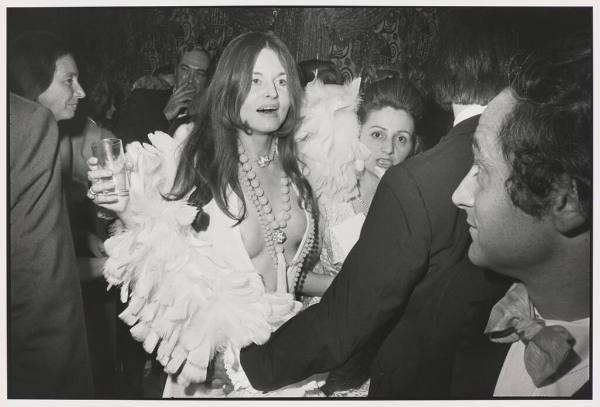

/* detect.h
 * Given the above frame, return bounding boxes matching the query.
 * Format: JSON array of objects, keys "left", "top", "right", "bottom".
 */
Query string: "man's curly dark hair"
[{"left": 499, "top": 33, "right": 592, "bottom": 221}]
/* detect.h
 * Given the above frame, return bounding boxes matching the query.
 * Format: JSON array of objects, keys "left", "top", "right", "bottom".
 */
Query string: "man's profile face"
[
  {"left": 175, "top": 49, "right": 210, "bottom": 92},
  {"left": 452, "top": 89, "right": 555, "bottom": 277}
]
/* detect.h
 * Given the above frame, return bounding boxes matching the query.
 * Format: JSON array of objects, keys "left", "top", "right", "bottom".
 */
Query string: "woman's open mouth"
[
  {"left": 257, "top": 105, "right": 279, "bottom": 115},
  {"left": 376, "top": 158, "right": 393, "bottom": 169}
]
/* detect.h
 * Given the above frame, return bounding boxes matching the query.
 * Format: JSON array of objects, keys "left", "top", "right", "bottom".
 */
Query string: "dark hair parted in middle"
[
  {"left": 8, "top": 30, "right": 71, "bottom": 101},
  {"left": 430, "top": 10, "right": 518, "bottom": 106},
  {"left": 499, "top": 33, "right": 592, "bottom": 221},
  {"left": 169, "top": 31, "right": 312, "bottom": 228},
  {"left": 358, "top": 77, "right": 424, "bottom": 123},
  {"left": 358, "top": 77, "right": 424, "bottom": 153}
]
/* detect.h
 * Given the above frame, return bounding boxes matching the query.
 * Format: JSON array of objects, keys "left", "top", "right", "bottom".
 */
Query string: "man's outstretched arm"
[{"left": 240, "top": 168, "right": 432, "bottom": 391}]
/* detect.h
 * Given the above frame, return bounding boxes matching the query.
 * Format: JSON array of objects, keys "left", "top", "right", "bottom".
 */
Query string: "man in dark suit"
[
  {"left": 116, "top": 44, "right": 211, "bottom": 145},
  {"left": 234, "top": 13, "right": 515, "bottom": 398},
  {"left": 450, "top": 35, "right": 591, "bottom": 398},
  {"left": 9, "top": 92, "right": 93, "bottom": 398}
]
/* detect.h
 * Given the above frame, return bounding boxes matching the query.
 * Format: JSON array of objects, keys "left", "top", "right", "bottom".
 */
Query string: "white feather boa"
[
  {"left": 103, "top": 126, "right": 301, "bottom": 387},
  {"left": 294, "top": 77, "right": 370, "bottom": 203}
]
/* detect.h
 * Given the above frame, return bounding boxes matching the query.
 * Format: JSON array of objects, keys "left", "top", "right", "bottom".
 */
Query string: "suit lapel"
[
  {"left": 451, "top": 297, "right": 510, "bottom": 398},
  {"left": 447, "top": 266, "right": 513, "bottom": 398}
]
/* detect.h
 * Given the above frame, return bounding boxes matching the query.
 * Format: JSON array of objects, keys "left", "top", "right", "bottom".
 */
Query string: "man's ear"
[{"left": 551, "top": 178, "right": 587, "bottom": 235}]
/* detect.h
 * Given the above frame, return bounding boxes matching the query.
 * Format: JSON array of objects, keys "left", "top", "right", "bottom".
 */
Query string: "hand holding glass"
[{"left": 91, "top": 138, "right": 129, "bottom": 197}]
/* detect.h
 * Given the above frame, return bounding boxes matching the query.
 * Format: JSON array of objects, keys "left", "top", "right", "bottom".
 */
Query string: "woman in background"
[
  {"left": 294, "top": 76, "right": 424, "bottom": 396},
  {"left": 8, "top": 30, "right": 93, "bottom": 397},
  {"left": 306, "top": 76, "right": 424, "bottom": 283}
]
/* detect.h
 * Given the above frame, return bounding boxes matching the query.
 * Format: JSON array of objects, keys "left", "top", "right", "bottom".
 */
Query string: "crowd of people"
[{"left": 7, "top": 9, "right": 592, "bottom": 400}]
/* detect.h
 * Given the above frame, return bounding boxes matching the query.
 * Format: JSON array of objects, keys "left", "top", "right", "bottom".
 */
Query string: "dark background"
[{"left": 7, "top": 6, "right": 592, "bottom": 148}]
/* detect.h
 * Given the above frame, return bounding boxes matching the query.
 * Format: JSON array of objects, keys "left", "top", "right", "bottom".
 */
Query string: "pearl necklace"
[{"left": 238, "top": 140, "right": 292, "bottom": 292}]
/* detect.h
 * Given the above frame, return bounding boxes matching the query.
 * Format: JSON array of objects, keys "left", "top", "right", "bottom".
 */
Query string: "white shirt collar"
[{"left": 453, "top": 104, "right": 486, "bottom": 127}]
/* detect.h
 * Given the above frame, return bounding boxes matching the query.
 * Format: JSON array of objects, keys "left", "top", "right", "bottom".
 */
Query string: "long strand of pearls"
[{"left": 238, "top": 139, "right": 292, "bottom": 293}]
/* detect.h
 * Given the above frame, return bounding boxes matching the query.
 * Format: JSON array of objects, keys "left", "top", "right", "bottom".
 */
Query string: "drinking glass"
[{"left": 91, "top": 138, "right": 129, "bottom": 196}]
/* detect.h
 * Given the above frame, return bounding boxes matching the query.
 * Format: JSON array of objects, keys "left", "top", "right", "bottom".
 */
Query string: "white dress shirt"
[{"left": 453, "top": 104, "right": 487, "bottom": 127}]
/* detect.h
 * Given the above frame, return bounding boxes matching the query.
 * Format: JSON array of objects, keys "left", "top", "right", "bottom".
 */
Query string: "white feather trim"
[
  {"left": 103, "top": 129, "right": 302, "bottom": 387},
  {"left": 295, "top": 78, "right": 371, "bottom": 202}
]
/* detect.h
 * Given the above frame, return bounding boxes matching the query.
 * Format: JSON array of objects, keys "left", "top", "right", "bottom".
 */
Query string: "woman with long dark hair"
[{"left": 87, "top": 31, "right": 326, "bottom": 397}]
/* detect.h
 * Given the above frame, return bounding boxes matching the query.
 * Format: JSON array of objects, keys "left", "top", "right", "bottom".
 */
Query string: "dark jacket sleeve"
[
  {"left": 9, "top": 94, "right": 93, "bottom": 397},
  {"left": 240, "top": 166, "right": 432, "bottom": 391}
]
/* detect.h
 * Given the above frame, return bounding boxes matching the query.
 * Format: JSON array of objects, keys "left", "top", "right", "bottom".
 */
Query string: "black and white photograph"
[{"left": 2, "top": 1, "right": 596, "bottom": 403}]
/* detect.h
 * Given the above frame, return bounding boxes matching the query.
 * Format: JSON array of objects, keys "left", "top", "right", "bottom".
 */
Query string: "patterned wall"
[
  {"left": 9, "top": 6, "right": 591, "bottom": 103},
  {"left": 8, "top": 7, "right": 439, "bottom": 99},
  {"left": 7, "top": 6, "right": 591, "bottom": 149},
  {"left": 137, "top": 7, "right": 440, "bottom": 93}
]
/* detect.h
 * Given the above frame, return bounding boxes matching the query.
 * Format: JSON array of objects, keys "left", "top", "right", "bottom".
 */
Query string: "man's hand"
[
  {"left": 163, "top": 85, "right": 196, "bottom": 121},
  {"left": 207, "top": 352, "right": 234, "bottom": 395}
]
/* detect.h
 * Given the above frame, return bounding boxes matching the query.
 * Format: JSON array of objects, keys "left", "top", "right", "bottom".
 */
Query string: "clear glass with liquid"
[{"left": 91, "top": 138, "right": 129, "bottom": 196}]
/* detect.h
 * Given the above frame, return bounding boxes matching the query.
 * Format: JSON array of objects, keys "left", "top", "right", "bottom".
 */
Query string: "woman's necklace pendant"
[
  {"left": 257, "top": 155, "right": 272, "bottom": 168},
  {"left": 274, "top": 229, "right": 287, "bottom": 244}
]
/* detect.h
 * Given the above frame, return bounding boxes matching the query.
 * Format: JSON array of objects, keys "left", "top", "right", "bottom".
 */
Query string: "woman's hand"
[
  {"left": 87, "top": 156, "right": 139, "bottom": 229},
  {"left": 86, "top": 156, "right": 130, "bottom": 213}
]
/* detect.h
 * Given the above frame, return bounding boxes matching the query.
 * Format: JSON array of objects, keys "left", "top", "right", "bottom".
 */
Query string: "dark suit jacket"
[
  {"left": 9, "top": 93, "right": 93, "bottom": 398},
  {"left": 240, "top": 115, "right": 513, "bottom": 398},
  {"left": 115, "top": 88, "right": 172, "bottom": 145}
]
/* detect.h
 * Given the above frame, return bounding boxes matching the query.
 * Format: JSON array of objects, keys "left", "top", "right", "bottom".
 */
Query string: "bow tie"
[{"left": 485, "top": 283, "right": 580, "bottom": 387}]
